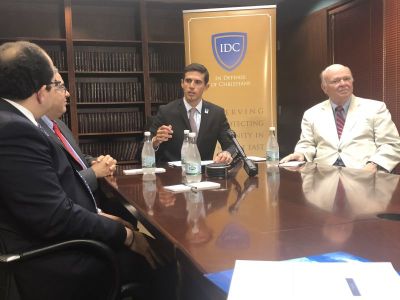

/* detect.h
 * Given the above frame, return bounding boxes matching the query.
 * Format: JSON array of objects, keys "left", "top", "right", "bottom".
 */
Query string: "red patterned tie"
[
  {"left": 335, "top": 106, "right": 345, "bottom": 139},
  {"left": 52, "top": 121, "right": 86, "bottom": 170}
]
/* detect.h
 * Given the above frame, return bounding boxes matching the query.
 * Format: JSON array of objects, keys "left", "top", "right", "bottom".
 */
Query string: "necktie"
[
  {"left": 52, "top": 121, "right": 86, "bottom": 170},
  {"left": 189, "top": 108, "right": 198, "bottom": 134},
  {"left": 335, "top": 106, "right": 346, "bottom": 139}
]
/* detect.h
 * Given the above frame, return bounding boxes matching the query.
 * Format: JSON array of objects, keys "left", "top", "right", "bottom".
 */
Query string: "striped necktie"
[
  {"left": 189, "top": 108, "right": 198, "bottom": 133},
  {"left": 335, "top": 106, "right": 346, "bottom": 139}
]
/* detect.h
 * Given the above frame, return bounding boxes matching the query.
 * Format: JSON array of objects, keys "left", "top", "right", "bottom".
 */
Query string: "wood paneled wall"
[
  {"left": 277, "top": 9, "right": 328, "bottom": 156},
  {"left": 384, "top": 0, "right": 400, "bottom": 127}
]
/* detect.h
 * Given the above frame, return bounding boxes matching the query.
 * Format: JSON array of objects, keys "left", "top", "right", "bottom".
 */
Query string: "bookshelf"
[{"left": 0, "top": 0, "right": 190, "bottom": 165}]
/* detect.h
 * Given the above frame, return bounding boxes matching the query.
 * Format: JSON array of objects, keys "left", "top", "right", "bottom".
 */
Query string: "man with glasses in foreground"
[
  {"left": 39, "top": 70, "right": 117, "bottom": 192},
  {"left": 150, "top": 63, "right": 235, "bottom": 163},
  {"left": 38, "top": 71, "right": 138, "bottom": 229},
  {"left": 281, "top": 64, "right": 400, "bottom": 172}
]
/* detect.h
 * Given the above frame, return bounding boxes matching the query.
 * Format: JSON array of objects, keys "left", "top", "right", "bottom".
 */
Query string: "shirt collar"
[
  {"left": 330, "top": 97, "right": 351, "bottom": 114},
  {"left": 183, "top": 97, "right": 203, "bottom": 113},
  {"left": 3, "top": 98, "right": 38, "bottom": 126},
  {"left": 41, "top": 115, "right": 54, "bottom": 130}
]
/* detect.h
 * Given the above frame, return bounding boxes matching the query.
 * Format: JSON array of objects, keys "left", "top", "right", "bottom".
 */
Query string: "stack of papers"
[
  {"left": 279, "top": 161, "right": 306, "bottom": 167},
  {"left": 164, "top": 181, "right": 220, "bottom": 193},
  {"left": 228, "top": 260, "right": 400, "bottom": 300},
  {"left": 168, "top": 160, "right": 214, "bottom": 167},
  {"left": 247, "top": 156, "right": 266, "bottom": 162},
  {"left": 123, "top": 168, "right": 166, "bottom": 175}
]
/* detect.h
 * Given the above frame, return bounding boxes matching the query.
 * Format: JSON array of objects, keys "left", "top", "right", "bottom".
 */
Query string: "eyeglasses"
[
  {"left": 47, "top": 80, "right": 67, "bottom": 93},
  {"left": 327, "top": 76, "right": 353, "bottom": 85}
]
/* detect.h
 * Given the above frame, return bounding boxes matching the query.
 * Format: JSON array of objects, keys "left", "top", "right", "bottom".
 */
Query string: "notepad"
[
  {"left": 227, "top": 261, "right": 400, "bottom": 300},
  {"left": 279, "top": 161, "right": 306, "bottom": 167},
  {"left": 164, "top": 181, "right": 220, "bottom": 193},
  {"left": 247, "top": 156, "right": 266, "bottom": 162},
  {"left": 168, "top": 160, "right": 214, "bottom": 167},
  {"left": 122, "top": 168, "right": 166, "bottom": 175}
]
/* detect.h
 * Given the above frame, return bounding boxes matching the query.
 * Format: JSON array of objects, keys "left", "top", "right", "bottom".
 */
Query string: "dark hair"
[
  {"left": 183, "top": 63, "right": 209, "bottom": 84},
  {"left": 0, "top": 41, "right": 54, "bottom": 101}
]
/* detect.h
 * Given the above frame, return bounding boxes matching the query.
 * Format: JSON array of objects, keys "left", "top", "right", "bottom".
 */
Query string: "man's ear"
[
  {"left": 204, "top": 83, "right": 210, "bottom": 91},
  {"left": 36, "top": 85, "right": 48, "bottom": 103},
  {"left": 321, "top": 83, "right": 327, "bottom": 95}
]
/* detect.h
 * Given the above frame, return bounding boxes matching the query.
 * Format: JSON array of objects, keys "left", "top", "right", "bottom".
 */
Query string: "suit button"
[{"left": 338, "top": 149, "right": 342, "bottom": 153}]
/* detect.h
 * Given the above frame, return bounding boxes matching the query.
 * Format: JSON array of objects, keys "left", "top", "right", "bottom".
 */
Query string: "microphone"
[{"left": 226, "top": 129, "right": 258, "bottom": 177}]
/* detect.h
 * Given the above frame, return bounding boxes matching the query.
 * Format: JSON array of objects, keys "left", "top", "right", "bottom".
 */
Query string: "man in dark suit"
[
  {"left": 0, "top": 41, "right": 167, "bottom": 300},
  {"left": 150, "top": 63, "right": 236, "bottom": 163},
  {"left": 38, "top": 71, "right": 117, "bottom": 192},
  {"left": 38, "top": 71, "right": 137, "bottom": 227}
]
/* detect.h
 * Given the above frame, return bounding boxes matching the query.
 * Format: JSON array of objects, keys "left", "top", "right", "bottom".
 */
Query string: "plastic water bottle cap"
[
  {"left": 269, "top": 127, "right": 275, "bottom": 131},
  {"left": 144, "top": 131, "right": 150, "bottom": 136},
  {"left": 189, "top": 132, "right": 196, "bottom": 138},
  {"left": 184, "top": 129, "right": 190, "bottom": 134}
]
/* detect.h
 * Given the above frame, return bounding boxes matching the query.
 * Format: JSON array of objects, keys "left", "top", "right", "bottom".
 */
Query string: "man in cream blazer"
[{"left": 281, "top": 64, "right": 400, "bottom": 172}]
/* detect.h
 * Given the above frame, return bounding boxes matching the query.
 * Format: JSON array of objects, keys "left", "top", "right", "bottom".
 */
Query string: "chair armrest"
[{"left": 0, "top": 239, "right": 120, "bottom": 300}]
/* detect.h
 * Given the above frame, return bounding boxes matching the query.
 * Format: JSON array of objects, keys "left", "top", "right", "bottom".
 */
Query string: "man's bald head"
[{"left": 0, "top": 41, "right": 54, "bottom": 101}]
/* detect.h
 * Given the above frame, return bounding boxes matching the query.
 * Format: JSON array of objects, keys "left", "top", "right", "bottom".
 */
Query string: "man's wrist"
[{"left": 151, "top": 136, "right": 160, "bottom": 151}]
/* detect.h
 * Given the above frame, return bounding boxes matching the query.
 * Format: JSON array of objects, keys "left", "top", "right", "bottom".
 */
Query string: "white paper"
[
  {"left": 279, "top": 161, "right": 306, "bottom": 167},
  {"left": 168, "top": 160, "right": 214, "bottom": 167},
  {"left": 164, "top": 181, "right": 220, "bottom": 193},
  {"left": 123, "top": 168, "right": 166, "bottom": 175},
  {"left": 228, "top": 260, "right": 400, "bottom": 300},
  {"left": 247, "top": 156, "right": 266, "bottom": 162}
]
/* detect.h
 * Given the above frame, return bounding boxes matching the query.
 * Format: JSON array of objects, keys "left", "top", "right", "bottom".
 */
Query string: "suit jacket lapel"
[
  {"left": 178, "top": 99, "right": 191, "bottom": 129},
  {"left": 340, "top": 95, "right": 358, "bottom": 143},
  {"left": 197, "top": 101, "right": 210, "bottom": 142},
  {"left": 321, "top": 100, "right": 339, "bottom": 144},
  {"left": 55, "top": 119, "right": 88, "bottom": 166}
]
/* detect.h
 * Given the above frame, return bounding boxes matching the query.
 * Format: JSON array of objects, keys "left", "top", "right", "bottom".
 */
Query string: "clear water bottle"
[
  {"left": 185, "top": 132, "right": 202, "bottom": 183},
  {"left": 141, "top": 131, "right": 155, "bottom": 174},
  {"left": 181, "top": 129, "right": 190, "bottom": 173},
  {"left": 266, "top": 127, "right": 279, "bottom": 166}
]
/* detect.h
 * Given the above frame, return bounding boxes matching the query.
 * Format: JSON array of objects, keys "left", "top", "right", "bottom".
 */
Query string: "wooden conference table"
[{"left": 101, "top": 162, "right": 400, "bottom": 299}]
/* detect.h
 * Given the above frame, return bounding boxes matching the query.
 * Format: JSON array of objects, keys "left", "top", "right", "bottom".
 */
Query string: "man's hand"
[
  {"left": 214, "top": 151, "right": 233, "bottom": 164},
  {"left": 129, "top": 231, "right": 164, "bottom": 269},
  {"left": 280, "top": 152, "right": 305, "bottom": 164},
  {"left": 91, "top": 155, "right": 117, "bottom": 178},
  {"left": 99, "top": 212, "right": 136, "bottom": 231},
  {"left": 152, "top": 125, "right": 173, "bottom": 148},
  {"left": 363, "top": 162, "right": 378, "bottom": 172}
]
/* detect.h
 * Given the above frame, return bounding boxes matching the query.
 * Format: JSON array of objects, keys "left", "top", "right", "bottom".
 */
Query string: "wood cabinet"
[{"left": 0, "top": 0, "right": 191, "bottom": 165}]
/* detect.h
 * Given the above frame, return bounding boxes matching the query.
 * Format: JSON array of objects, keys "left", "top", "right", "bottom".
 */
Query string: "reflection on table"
[{"left": 102, "top": 162, "right": 400, "bottom": 277}]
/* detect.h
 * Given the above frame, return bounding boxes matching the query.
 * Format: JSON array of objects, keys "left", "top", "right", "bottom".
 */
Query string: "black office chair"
[{"left": 0, "top": 239, "right": 121, "bottom": 300}]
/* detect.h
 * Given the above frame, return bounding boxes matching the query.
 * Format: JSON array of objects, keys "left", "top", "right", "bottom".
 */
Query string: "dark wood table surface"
[{"left": 102, "top": 162, "right": 400, "bottom": 287}]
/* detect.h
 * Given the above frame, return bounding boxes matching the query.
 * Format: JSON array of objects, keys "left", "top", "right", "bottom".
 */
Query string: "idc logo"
[{"left": 212, "top": 32, "right": 247, "bottom": 71}]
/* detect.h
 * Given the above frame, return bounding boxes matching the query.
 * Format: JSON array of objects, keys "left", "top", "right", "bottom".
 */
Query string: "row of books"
[
  {"left": 74, "top": 46, "right": 141, "bottom": 72},
  {"left": 148, "top": 47, "right": 184, "bottom": 72},
  {"left": 77, "top": 111, "right": 144, "bottom": 133},
  {"left": 42, "top": 46, "right": 66, "bottom": 71},
  {"left": 60, "top": 110, "right": 70, "bottom": 128},
  {"left": 150, "top": 78, "right": 182, "bottom": 102},
  {"left": 79, "top": 140, "right": 140, "bottom": 162},
  {"left": 76, "top": 81, "right": 143, "bottom": 103}
]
